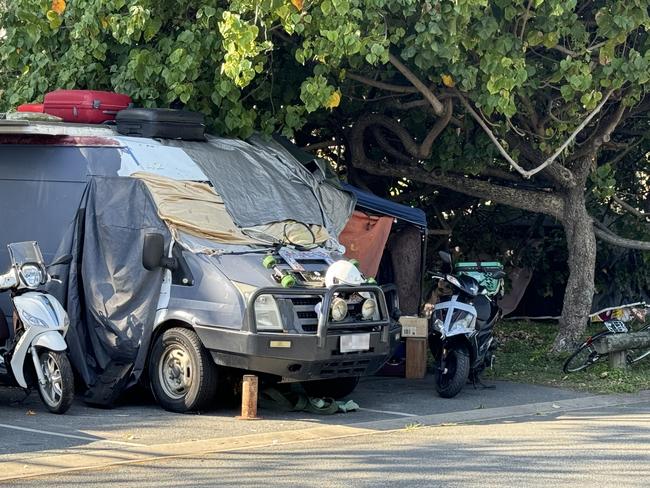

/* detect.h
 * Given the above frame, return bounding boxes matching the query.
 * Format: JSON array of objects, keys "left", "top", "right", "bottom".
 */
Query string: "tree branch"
[
  {"left": 552, "top": 45, "right": 579, "bottom": 57},
  {"left": 572, "top": 99, "right": 627, "bottom": 163},
  {"left": 479, "top": 167, "right": 522, "bottom": 183},
  {"left": 504, "top": 133, "right": 577, "bottom": 188},
  {"left": 371, "top": 127, "right": 414, "bottom": 163},
  {"left": 302, "top": 140, "right": 338, "bottom": 151},
  {"left": 346, "top": 72, "right": 419, "bottom": 94},
  {"left": 388, "top": 52, "right": 445, "bottom": 116},
  {"left": 352, "top": 157, "right": 565, "bottom": 219},
  {"left": 418, "top": 98, "right": 453, "bottom": 157},
  {"left": 388, "top": 97, "right": 463, "bottom": 127},
  {"left": 352, "top": 111, "right": 451, "bottom": 161},
  {"left": 593, "top": 224, "right": 650, "bottom": 250},
  {"left": 611, "top": 195, "right": 650, "bottom": 221},
  {"left": 457, "top": 88, "right": 614, "bottom": 180}
]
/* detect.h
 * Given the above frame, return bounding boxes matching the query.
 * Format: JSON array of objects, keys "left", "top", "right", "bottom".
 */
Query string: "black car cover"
[{"left": 52, "top": 176, "right": 170, "bottom": 406}]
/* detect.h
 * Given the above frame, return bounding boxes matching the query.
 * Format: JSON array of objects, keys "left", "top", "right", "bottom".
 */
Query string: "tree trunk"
[
  {"left": 387, "top": 226, "right": 423, "bottom": 315},
  {"left": 552, "top": 189, "right": 597, "bottom": 352}
]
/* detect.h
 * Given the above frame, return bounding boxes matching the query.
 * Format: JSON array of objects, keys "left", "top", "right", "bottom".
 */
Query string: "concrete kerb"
[{"left": 2, "top": 390, "right": 650, "bottom": 482}]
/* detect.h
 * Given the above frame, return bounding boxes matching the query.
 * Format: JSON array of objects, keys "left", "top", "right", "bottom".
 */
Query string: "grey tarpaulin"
[
  {"left": 247, "top": 134, "right": 355, "bottom": 237},
  {"left": 52, "top": 176, "right": 170, "bottom": 406},
  {"left": 161, "top": 136, "right": 356, "bottom": 235}
]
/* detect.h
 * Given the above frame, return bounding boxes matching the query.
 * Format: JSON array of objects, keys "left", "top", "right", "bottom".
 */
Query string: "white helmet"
[{"left": 325, "top": 260, "right": 364, "bottom": 288}]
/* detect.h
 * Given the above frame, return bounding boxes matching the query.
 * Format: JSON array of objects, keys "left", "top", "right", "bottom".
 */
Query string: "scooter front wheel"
[
  {"left": 435, "top": 344, "right": 470, "bottom": 399},
  {"left": 36, "top": 351, "right": 75, "bottom": 414}
]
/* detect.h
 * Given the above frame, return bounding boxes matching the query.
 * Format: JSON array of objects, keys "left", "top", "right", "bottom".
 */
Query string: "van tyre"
[
  {"left": 37, "top": 350, "right": 75, "bottom": 414},
  {"left": 302, "top": 376, "right": 359, "bottom": 400},
  {"left": 149, "top": 327, "right": 217, "bottom": 413},
  {"left": 435, "top": 345, "right": 470, "bottom": 399}
]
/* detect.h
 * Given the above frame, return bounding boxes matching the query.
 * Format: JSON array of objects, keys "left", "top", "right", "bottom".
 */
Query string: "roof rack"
[{"left": 0, "top": 119, "right": 116, "bottom": 137}]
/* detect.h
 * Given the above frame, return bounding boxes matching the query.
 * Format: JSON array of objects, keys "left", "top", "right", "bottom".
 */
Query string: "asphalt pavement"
[
  {"left": 1, "top": 374, "right": 645, "bottom": 485},
  {"left": 0, "top": 375, "right": 587, "bottom": 453},
  {"left": 6, "top": 401, "right": 650, "bottom": 487}
]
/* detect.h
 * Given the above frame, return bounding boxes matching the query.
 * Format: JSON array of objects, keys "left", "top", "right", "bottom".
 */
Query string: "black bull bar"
[{"left": 244, "top": 284, "right": 395, "bottom": 346}]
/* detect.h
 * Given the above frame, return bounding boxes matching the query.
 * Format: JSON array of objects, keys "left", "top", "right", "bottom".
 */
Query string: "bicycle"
[{"left": 563, "top": 306, "right": 650, "bottom": 373}]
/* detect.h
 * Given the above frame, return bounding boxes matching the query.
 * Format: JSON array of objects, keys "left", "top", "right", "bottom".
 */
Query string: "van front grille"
[
  {"left": 319, "top": 358, "right": 372, "bottom": 377},
  {"left": 287, "top": 296, "right": 321, "bottom": 333}
]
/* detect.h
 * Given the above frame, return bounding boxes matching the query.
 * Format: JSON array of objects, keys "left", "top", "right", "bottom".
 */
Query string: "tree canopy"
[{"left": 2, "top": 0, "right": 650, "bottom": 348}]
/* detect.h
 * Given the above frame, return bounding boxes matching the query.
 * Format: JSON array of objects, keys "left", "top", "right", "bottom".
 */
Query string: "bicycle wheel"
[
  {"left": 563, "top": 331, "right": 612, "bottom": 373},
  {"left": 627, "top": 323, "right": 650, "bottom": 364}
]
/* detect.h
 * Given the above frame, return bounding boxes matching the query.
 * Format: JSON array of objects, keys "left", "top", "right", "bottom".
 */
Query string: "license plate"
[
  {"left": 340, "top": 333, "right": 371, "bottom": 353},
  {"left": 604, "top": 320, "right": 628, "bottom": 333}
]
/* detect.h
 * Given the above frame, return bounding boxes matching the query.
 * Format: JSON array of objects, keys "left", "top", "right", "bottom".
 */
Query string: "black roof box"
[{"left": 116, "top": 108, "right": 205, "bottom": 141}]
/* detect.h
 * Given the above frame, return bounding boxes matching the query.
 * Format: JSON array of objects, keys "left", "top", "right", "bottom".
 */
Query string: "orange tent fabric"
[{"left": 339, "top": 211, "right": 393, "bottom": 277}]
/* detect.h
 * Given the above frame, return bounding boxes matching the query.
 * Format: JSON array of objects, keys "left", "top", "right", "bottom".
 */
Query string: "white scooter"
[{"left": 0, "top": 241, "right": 74, "bottom": 414}]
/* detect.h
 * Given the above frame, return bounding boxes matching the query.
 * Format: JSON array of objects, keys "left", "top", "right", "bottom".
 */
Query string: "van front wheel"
[{"left": 149, "top": 327, "right": 217, "bottom": 413}]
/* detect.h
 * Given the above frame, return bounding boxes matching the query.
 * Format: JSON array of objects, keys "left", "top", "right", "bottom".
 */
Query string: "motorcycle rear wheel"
[{"left": 435, "top": 344, "right": 470, "bottom": 398}]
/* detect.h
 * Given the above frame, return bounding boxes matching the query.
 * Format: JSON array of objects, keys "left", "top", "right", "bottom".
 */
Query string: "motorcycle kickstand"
[
  {"left": 472, "top": 375, "right": 496, "bottom": 390},
  {"left": 10, "top": 387, "right": 31, "bottom": 406}
]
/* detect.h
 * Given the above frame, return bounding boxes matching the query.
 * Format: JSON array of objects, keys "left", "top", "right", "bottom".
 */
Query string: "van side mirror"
[
  {"left": 143, "top": 233, "right": 178, "bottom": 271},
  {"left": 494, "top": 270, "right": 506, "bottom": 279},
  {"left": 143, "top": 233, "right": 165, "bottom": 271}
]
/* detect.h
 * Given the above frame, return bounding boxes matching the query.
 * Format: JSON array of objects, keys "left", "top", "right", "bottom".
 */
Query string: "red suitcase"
[
  {"left": 17, "top": 103, "right": 44, "bottom": 113},
  {"left": 43, "top": 90, "right": 132, "bottom": 124}
]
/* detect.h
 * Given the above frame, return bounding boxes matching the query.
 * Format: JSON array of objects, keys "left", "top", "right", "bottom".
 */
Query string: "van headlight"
[
  {"left": 361, "top": 298, "right": 377, "bottom": 320},
  {"left": 233, "top": 282, "right": 284, "bottom": 332},
  {"left": 21, "top": 265, "right": 44, "bottom": 288},
  {"left": 331, "top": 297, "right": 348, "bottom": 322}
]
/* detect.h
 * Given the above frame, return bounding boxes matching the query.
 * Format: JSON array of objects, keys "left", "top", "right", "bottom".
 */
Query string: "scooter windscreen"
[
  {"left": 7, "top": 241, "right": 46, "bottom": 288},
  {"left": 432, "top": 302, "right": 477, "bottom": 336}
]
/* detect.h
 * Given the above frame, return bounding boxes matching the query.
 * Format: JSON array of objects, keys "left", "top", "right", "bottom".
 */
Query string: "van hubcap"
[{"left": 159, "top": 345, "right": 192, "bottom": 399}]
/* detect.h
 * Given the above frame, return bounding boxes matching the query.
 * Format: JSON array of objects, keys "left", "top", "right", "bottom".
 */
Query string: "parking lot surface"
[{"left": 0, "top": 375, "right": 593, "bottom": 481}]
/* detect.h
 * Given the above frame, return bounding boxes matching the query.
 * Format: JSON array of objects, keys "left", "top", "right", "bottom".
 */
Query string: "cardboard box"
[{"left": 399, "top": 316, "right": 428, "bottom": 338}]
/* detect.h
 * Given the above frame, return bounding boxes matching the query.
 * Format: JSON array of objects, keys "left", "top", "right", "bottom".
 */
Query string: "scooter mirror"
[
  {"left": 438, "top": 251, "right": 452, "bottom": 265},
  {"left": 142, "top": 233, "right": 165, "bottom": 270}
]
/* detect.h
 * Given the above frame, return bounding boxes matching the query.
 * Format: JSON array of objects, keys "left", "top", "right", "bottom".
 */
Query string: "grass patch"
[{"left": 486, "top": 320, "right": 650, "bottom": 394}]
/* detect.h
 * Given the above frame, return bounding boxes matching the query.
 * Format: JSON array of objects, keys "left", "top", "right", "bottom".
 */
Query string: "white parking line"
[
  {"left": 0, "top": 423, "right": 146, "bottom": 447},
  {"left": 358, "top": 408, "right": 418, "bottom": 417}
]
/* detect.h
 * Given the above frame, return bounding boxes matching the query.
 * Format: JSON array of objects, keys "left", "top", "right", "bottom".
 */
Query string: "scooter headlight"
[
  {"left": 433, "top": 318, "right": 444, "bottom": 333},
  {"left": 361, "top": 298, "right": 378, "bottom": 320},
  {"left": 19, "top": 309, "right": 48, "bottom": 327},
  {"left": 21, "top": 264, "right": 44, "bottom": 288},
  {"left": 451, "top": 312, "right": 475, "bottom": 331},
  {"left": 331, "top": 297, "right": 348, "bottom": 322}
]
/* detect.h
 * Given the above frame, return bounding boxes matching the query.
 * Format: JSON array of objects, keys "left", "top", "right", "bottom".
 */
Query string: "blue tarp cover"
[{"left": 342, "top": 183, "right": 427, "bottom": 229}]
